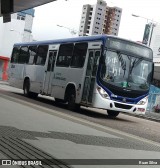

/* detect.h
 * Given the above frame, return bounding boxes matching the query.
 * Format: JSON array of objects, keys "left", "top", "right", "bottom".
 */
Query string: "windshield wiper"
[
  {"left": 117, "top": 52, "right": 126, "bottom": 77},
  {"left": 129, "top": 58, "right": 143, "bottom": 74}
]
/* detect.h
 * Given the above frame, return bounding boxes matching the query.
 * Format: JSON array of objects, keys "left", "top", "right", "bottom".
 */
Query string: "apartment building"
[{"left": 78, "top": 0, "right": 122, "bottom": 36}]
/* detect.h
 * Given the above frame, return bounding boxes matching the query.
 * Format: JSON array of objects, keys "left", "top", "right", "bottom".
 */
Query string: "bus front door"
[
  {"left": 43, "top": 50, "right": 57, "bottom": 95},
  {"left": 82, "top": 50, "right": 100, "bottom": 104}
]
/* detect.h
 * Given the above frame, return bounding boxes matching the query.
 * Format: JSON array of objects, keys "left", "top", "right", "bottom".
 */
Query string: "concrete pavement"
[{"left": 0, "top": 87, "right": 160, "bottom": 167}]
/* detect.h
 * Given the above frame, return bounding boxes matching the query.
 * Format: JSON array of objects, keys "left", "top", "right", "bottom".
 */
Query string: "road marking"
[{"left": 1, "top": 92, "right": 160, "bottom": 149}]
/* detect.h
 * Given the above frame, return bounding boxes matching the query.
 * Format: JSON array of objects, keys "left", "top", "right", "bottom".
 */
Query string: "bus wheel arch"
[
  {"left": 23, "top": 77, "right": 38, "bottom": 98},
  {"left": 65, "top": 84, "right": 80, "bottom": 111}
]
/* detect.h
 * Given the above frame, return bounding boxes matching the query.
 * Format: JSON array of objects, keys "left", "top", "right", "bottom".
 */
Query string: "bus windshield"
[{"left": 100, "top": 50, "right": 153, "bottom": 91}]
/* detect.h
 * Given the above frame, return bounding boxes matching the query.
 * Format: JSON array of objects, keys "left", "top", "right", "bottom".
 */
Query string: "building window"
[
  {"left": 71, "top": 43, "right": 88, "bottom": 68},
  {"left": 35, "top": 45, "right": 48, "bottom": 65},
  {"left": 17, "top": 15, "right": 26, "bottom": 21},
  {"left": 17, "top": 15, "right": 21, "bottom": 20},
  {"left": 56, "top": 44, "right": 74, "bottom": 67},
  {"left": 18, "top": 46, "right": 29, "bottom": 64},
  {"left": 21, "top": 16, "right": 25, "bottom": 20}
]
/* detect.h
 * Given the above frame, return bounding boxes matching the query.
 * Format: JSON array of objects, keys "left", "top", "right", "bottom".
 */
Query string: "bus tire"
[
  {"left": 23, "top": 79, "right": 38, "bottom": 98},
  {"left": 55, "top": 98, "right": 65, "bottom": 103},
  {"left": 107, "top": 110, "right": 119, "bottom": 118},
  {"left": 23, "top": 79, "right": 30, "bottom": 97},
  {"left": 66, "top": 88, "right": 80, "bottom": 111},
  {"left": 29, "top": 92, "right": 38, "bottom": 98}
]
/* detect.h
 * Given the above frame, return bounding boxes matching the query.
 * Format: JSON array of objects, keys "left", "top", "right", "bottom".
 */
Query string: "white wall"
[
  {"left": 150, "top": 24, "right": 160, "bottom": 63},
  {"left": 0, "top": 18, "right": 25, "bottom": 57},
  {"left": 0, "top": 12, "right": 34, "bottom": 58}
]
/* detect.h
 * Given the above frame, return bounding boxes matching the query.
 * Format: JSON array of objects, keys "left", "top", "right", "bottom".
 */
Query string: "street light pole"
[
  {"left": 57, "top": 25, "right": 77, "bottom": 36},
  {"left": 132, "top": 14, "right": 157, "bottom": 46}
]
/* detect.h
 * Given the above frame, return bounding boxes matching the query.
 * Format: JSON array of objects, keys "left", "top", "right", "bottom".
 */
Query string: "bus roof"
[{"left": 14, "top": 34, "right": 151, "bottom": 50}]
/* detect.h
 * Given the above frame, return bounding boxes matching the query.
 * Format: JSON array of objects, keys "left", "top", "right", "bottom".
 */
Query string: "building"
[
  {"left": 0, "top": 56, "right": 10, "bottom": 81},
  {"left": 0, "top": 9, "right": 35, "bottom": 57},
  {"left": 149, "top": 24, "right": 160, "bottom": 64},
  {"left": 0, "top": 9, "right": 34, "bottom": 81},
  {"left": 78, "top": 0, "right": 122, "bottom": 36},
  {"left": 103, "top": 6, "right": 122, "bottom": 36}
]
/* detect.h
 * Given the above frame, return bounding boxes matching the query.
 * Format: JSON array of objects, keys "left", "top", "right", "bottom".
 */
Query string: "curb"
[
  {"left": 0, "top": 81, "right": 9, "bottom": 85},
  {"left": 122, "top": 112, "right": 160, "bottom": 123}
]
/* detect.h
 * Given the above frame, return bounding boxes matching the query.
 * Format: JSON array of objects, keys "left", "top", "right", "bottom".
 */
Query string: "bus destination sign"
[{"left": 107, "top": 38, "right": 153, "bottom": 59}]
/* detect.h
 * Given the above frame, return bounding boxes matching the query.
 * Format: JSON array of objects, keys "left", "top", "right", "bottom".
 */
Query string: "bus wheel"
[
  {"left": 67, "top": 89, "right": 80, "bottom": 111},
  {"left": 107, "top": 110, "right": 119, "bottom": 118},
  {"left": 24, "top": 79, "right": 30, "bottom": 97},
  {"left": 24, "top": 79, "right": 38, "bottom": 98},
  {"left": 55, "top": 98, "right": 65, "bottom": 103},
  {"left": 30, "top": 92, "right": 38, "bottom": 98}
]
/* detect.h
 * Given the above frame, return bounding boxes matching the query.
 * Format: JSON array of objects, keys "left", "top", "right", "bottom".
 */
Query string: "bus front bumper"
[{"left": 92, "top": 93, "right": 147, "bottom": 115}]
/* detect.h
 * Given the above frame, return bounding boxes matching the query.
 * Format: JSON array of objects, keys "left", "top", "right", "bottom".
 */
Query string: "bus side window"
[
  {"left": 71, "top": 42, "right": 88, "bottom": 68},
  {"left": 35, "top": 45, "right": 49, "bottom": 65},
  {"left": 18, "top": 46, "right": 29, "bottom": 64},
  {"left": 28, "top": 46, "right": 37, "bottom": 64},
  {"left": 56, "top": 43, "right": 74, "bottom": 67},
  {"left": 11, "top": 47, "right": 20, "bottom": 63}
]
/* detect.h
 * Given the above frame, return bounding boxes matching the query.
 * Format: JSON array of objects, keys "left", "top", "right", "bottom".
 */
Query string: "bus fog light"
[
  {"left": 97, "top": 86, "right": 110, "bottom": 99},
  {"left": 137, "top": 97, "right": 148, "bottom": 105}
]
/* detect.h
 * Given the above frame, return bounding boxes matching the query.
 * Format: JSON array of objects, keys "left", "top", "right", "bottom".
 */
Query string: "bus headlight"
[
  {"left": 137, "top": 97, "right": 148, "bottom": 105},
  {"left": 97, "top": 86, "right": 110, "bottom": 99}
]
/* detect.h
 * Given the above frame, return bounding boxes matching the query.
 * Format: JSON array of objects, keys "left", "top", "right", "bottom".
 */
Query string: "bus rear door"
[{"left": 43, "top": 50, "right": 57, "bottom": 95}]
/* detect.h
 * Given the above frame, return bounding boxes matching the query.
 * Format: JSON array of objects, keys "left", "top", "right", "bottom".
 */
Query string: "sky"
[{"left": 32, "top": 0, "right": 160, "bottom": 42}]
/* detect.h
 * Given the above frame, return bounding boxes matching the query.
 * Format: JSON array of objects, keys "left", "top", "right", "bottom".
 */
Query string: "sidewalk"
[
  {"left": 127, "top": 111, "right": 160, "bottom": 122},
  {"left": 1, "top": 94, "right": 160, "bottom": 168},
  {"left": 0, "top": 80, "right": 9, "bottom": 85}
]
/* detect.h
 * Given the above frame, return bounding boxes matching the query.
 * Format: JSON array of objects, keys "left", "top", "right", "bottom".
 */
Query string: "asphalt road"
[
  {"left": 0, "top": 85, "right": 160, "bottom": 144},
  {"left": 1, "top": 85, "right": 160, "bottom": 168}
]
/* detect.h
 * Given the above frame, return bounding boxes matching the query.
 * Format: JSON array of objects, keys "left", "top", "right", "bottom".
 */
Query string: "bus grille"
[{"left": 114, "top": 103, "right": 132, "bottom": 109}]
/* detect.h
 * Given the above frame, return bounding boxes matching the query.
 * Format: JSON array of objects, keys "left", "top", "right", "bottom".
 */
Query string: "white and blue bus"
[{"left": 8, "top": 35, "right": 153, "bottom": 117}]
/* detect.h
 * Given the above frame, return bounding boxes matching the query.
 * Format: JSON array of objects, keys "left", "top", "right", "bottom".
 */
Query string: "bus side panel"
[
  {"left": 24, "top": 65, "right": 45, "bottom": 93},
  {"left": 9, "top": 63, "right": 25, "bottom": 89},
  {"left": 51, "top": 67, "right": 85, "bottom": 103}
]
